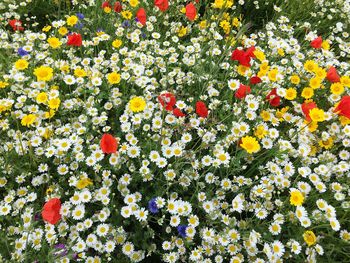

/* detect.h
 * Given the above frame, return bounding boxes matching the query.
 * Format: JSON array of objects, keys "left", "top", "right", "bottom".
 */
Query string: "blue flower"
[
  {"left": 76, "top": 13, "right": 84, "bottom": 19},
  {"left": 122, "top": 20, "right": 130, "bottom": 28},
  {"left": 177, "top": 225, "right": 188, "bottom": 238},
  {"left": 18, "top": 47, "right": 28, "bottom": 56},
  {"left": 75, "top": 23, "right": 84, "bottom": 29},
  {"left": 148, "top": 198, "right": 159, "bottom": 214}
]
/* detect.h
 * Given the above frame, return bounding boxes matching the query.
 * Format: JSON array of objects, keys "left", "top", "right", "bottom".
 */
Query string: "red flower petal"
[
  {"left": 136, "top": 8, "right": 147, "bottom": 26},
  {"left": 326, "top": 66, "right": 340, "bottom": 83},
  {"left": 235, "top": 84, "right": 251, "bottom": 99},
  {"left": 302, "top": 101, "right": 317, "bottom": 122},
  {"left": 100, "top": 133, "right": 118, "bottom": 154},
  {"left": 196, "top": 101, "right": 208, "bottom": 118},
  {"left": 42, "top": 198, "right": 61, "bottom": 225},
  {"left": 67, "top": 33, "right": 82, "bottom": 47},
  {"left": 334, "top": 96, "right": 350, "bottom": 119},
  {"left": 173, "top": 108, "right": 186, "bottom": 117},
  {"left": 310, "top": 36, "right": 322, "bottom": 49},
  {"left": 185, "top": 3, "right": 197, "bottom": 21},
  {"left": 154, "top": 0, "right": 169, "bottom": 11}
]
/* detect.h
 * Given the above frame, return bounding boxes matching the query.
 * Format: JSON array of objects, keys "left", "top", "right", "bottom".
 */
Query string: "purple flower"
[
  {"left": 34, "top": 213, "right": 41, "bottom": 221},
  {"left": 122, "top": 20, "right": 130, "bottom": 28},
  {"left": 76, "top": 13, "right": 84, "bottom": 19},
  {"left": 148, "top": 198, "right": 159, "bottom": 214},
  {"left": 54, "top": 243, "right": 67, "bottom": 257},
  {"left": 177, "top": 225, "right": 188, "bottom": 238},
  {"left": 18, "top": 47, "right": 28, "bottom": 56},
  {"left": 54, "top": 243, "right": 66, "bottom": 250},
  {"left": 141, "top": 32, "right": 147, "bottom": 38},
  {"left": 75, "top": 23, "right": 84, "bottom": 29}
]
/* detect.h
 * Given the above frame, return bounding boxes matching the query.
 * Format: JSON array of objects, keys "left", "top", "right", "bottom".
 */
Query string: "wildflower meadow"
[{"left": 0, "top": 0, "right": 350, "bottom": 262}]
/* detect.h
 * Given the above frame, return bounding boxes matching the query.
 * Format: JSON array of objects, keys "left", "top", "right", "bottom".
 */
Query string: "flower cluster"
[{"left": 0, "top": 0, "right": 349, "bottom": 262}]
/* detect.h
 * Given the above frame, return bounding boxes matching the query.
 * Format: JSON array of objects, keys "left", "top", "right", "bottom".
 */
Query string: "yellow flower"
[
  {"left": 129, "top": 0, "right": 139, "bottom": 7},
  {"left": 321, "top": 40, "right": 330, "bottom": 50},
  {"left": 212, "top": 0, "right": 233, "bottom": 8},
  {"left": 107, "top": 72, "right": 121, "bottom": 84},
  {"left": 253, "top": 50, "right": 266, "bottom": 62},
  {"left": 240, "top": 136, "right": 260, "bottom": 154},
  {"left": 121, "top": 11, "right": 132, "bottom": 20},
  {"left": 199, "top": 20, "right": 207, "bottom": 29},
  {"left": 267, "top": 68, "right": 278, "bottom": 82},
  {"left": 315, "top": 68, "right": 326, "bottom": 79},
  {"left": 47, "top": 37, "right": 62, "bottom": 49},
  {"left": 67, "top": 15, "right": 78, "bottom": 26},
  {"left": 0, "top": 81, "right": 9, "bottom": 89},
  {"left": 304, "top": 60, "right": 317, "bottom": 72},
  {"left": 309, "top": 108, "right": 325, "bottom": 122},
  {"left": 58, "top": 27, "right": 68, "bottom": 36},
  {"left": 48, "top": 98, "right": 61, "bottom": 110},
  {"left": 129, "top": 97, "right": 146, "bottom": 112},
  {"left": 308, "top": 121, "right": 318, "bottom": 132},
  {"left": 290, "top": 75, "right": 300, "bottom": 85},
  {"left": 254, "top": 125, "right": 267, "bottom": 139},
  {"left": 42, "top": 25, "right": 51, "bottom": 32},
  {"left": 104, "top": 6, "right": 112, "bottom": 13},
  {"left": 74, "top": 68, "right": 87, "bottom": 77},
  {"left": 232, "top": 17, "right": 240, "bottom": 27},
  {"left": 21, "top": 114, "right": 37, "bottom": 127},
  {"left": 301, "top": 87, "right": 314, "bottom": 99},
  {"left": 60, "top": 64, "right": 70, "bottom": 73},
  {"left": 237, "top": 65, "right": 249, "bottom": 76},
  {"left": 277, "top": 48, "right": 285, "bottom": 56},
  {"left": 76, "top": 177, "right": 93, "bottom": 189},
  {"left": 15, "top": 59, "right": 29, "bottom": 70},
  {"left": 290, "top": 189, "right": 304, "bottom": 206},
  {"left": 178, "top": 26, "right": 187, "bottom": 37},
  {"left": 330, "top": 82, "right": 344, "bottom": 95},
  {"left": 340, "top": 76, "right": 350, "bottom": 87},
  {"left": 44, "top": 110, "right": 56, "bottom": 119},
  {"left": 33, "top": 66, "right": 53, "bottom": 82},
  {"left": 36, "top": 92, "right": 48, "bottom": 104},
  {"left": 112, "top": 39, "right": 123, "bottom": 48},
  {"left": 309, "top": 77, "right": 321, "bottom": 89},
  {"left": 220, "top": 20, "right": 231, "bottom": 34},
  {"left": 285, "top": 88, "right": 297, "bottom": 100},
  {"left": 319, "top": 137, "right": 333, "bottom": 149},
  {"left": 260, "top": 110, "right": 271, "bottom": 121},
  {"left": 303, "top": 231, "right": 317, "bottom": 246}
]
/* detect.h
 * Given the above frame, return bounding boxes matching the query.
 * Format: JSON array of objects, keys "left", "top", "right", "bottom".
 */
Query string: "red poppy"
[
  {"left": 235, "top": 84, "right": 251, "bottom": 99},
  {"left": 154, "top": 0, "right": 169, "bottom": 11},
  {"left": 334, "top": 96, "right": 350, "bottom": 119},
  {"left": 114, "top": 1, "right": 122, "bottom": 12},
  {"left": 100, "top": 133, "right": 118, "bottom": 154},
  {"left": 326, "top": 66, "right": 340, "bottom": 83},
  {"left": 158, "top": 93, "right": 176, "bottom": 111},
  {"left": 196, "top": 101, "right": 208, "bottom": 118},
  {"left": 9, "top": 19, "right": 24, "bottom": 31},
  {"left": 67, "top": 33, "right": 82, "bottom": 47},
  {"left": 101, "top": 1, "right": 111, "bottom": 8},
  {"left": 266, "top": 88, "right": 281, "bottom": 107},
  {"left": 42, "top": 198, "right": 61, "bottom": 225},
  {"left": 136, "top": 8, "right": 147, "bottom": 26},
  {"left": 250, "top": 76, "right": 262, "bottom": 85},
  {"left": 310, "top": 36, "right": 322, "bottom": 49},
  {"left": 231, "top": 46, "right": 256, "bottom": 67},
  {"left": 302, "top": 101, "right": 317, "bottom": 122},
  {"left": 185, "top": 3, "right": 196, "bottom": 21},
  {"left": 173, "top": 108, "right": 186, "bottom": 117}
]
